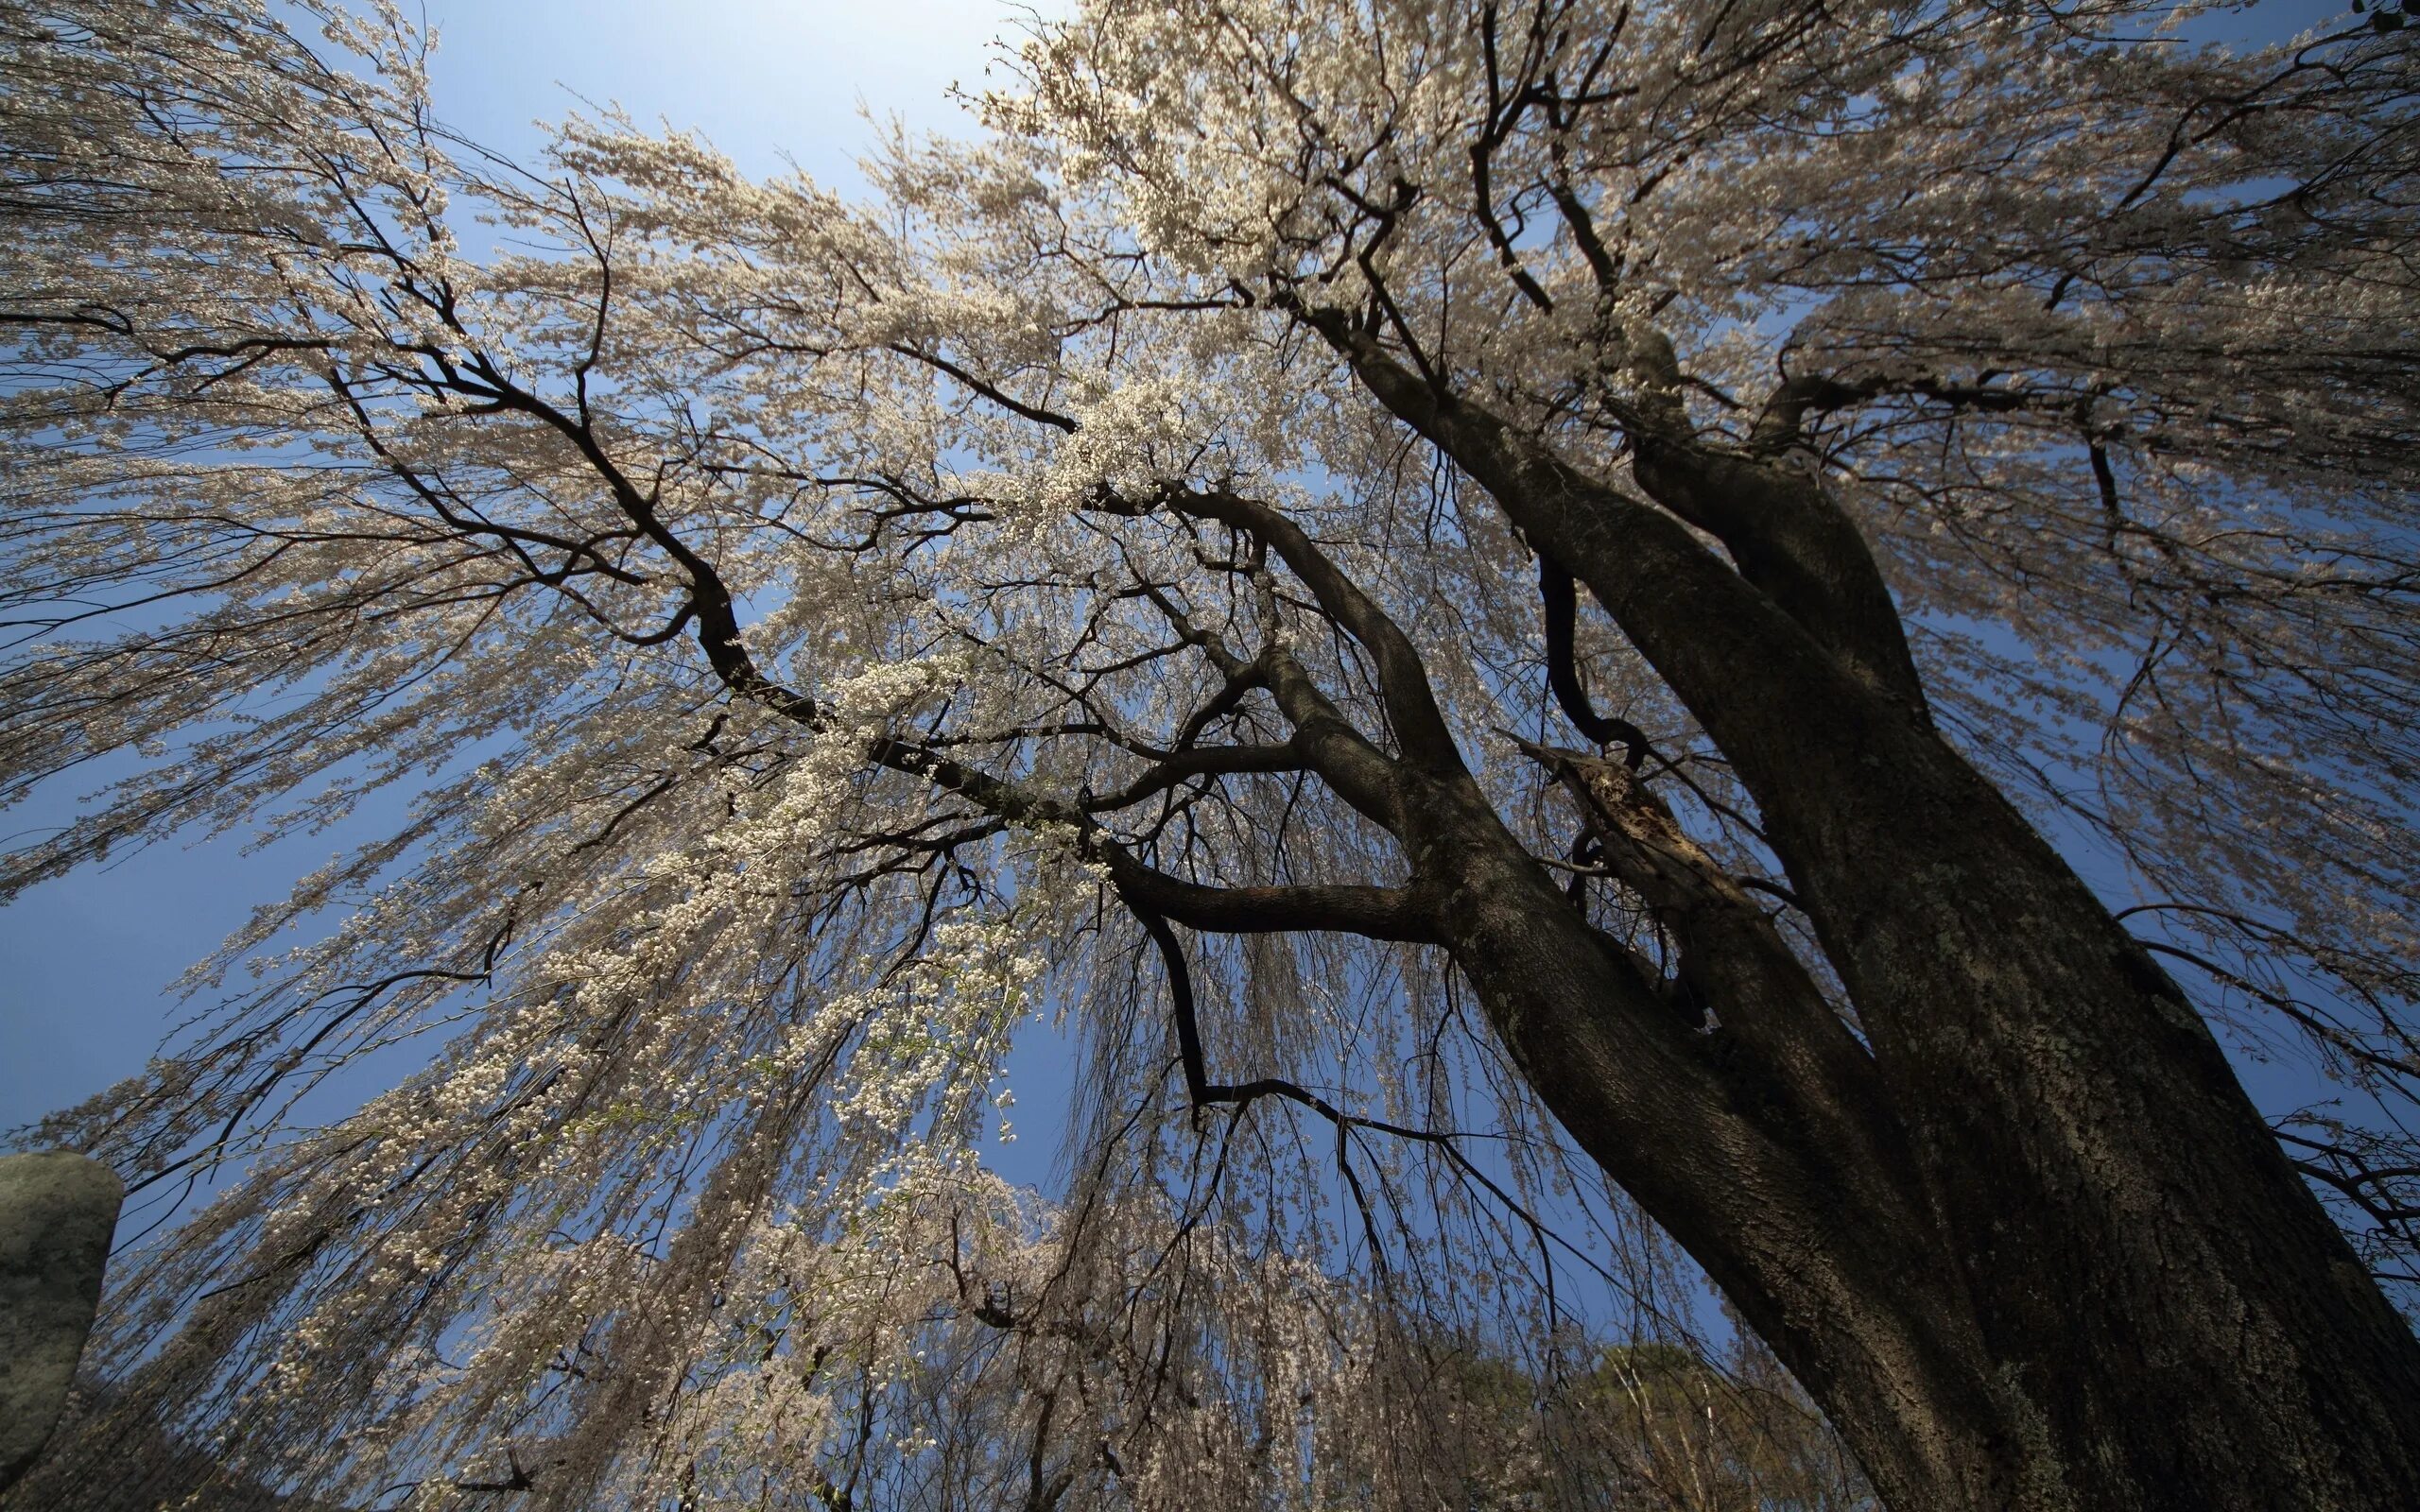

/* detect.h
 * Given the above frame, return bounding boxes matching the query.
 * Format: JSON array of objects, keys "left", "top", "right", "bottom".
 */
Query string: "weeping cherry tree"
[{"left": 3, "top": 1, "right": 2419, "bottom": 1508}]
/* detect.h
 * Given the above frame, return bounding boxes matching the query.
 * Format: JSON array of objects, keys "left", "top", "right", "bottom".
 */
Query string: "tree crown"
[{"left": 2, "top": 1, "right": 2413, "bottom": 1506}]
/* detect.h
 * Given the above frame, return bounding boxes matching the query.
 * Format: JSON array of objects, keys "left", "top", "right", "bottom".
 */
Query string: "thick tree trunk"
[
  {"left": 1418, "top": 756, "right": 2420, "bottom": 1509},
  {"left": 1409, "top": 795, "right": 2031, "bottom": 1508},
  {"left": 1583, "top": 462, "right": 2420, "bottom": 1512},
  {"left": 1317, "top": 320, "right": 2420, "bottom": 1509}
]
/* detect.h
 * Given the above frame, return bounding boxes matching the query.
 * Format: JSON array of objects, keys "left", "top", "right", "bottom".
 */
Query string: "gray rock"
[{"left": 0, "top": 1151, "right": 123, "bottom": 1493}]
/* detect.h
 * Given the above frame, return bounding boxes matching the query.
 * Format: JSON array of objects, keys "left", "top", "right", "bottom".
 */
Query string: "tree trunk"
[
  {"left": 1319, "top": 322, "right": 2420, "bottom": 1509},
  {"left": 1412, "top": 794, "right": 2030, "bottom": 1508},
  {"left": 1416, "top": 753, "right": 2420, "bottom": 1509}
]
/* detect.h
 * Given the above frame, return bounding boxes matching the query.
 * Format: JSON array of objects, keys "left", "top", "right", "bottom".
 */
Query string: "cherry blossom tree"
[{"left": 3, "top": 0, "right": 2417, "bottom": 1507}]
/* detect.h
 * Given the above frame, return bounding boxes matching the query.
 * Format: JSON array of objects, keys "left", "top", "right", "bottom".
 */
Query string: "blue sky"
[{"left": 412, "top": 0, "right": 1045, "bottom": 184}]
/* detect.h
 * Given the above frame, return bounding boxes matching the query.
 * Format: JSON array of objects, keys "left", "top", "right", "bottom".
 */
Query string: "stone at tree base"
[{"left": 0, "top": 1152, "right": 123, "bottom": 1492}]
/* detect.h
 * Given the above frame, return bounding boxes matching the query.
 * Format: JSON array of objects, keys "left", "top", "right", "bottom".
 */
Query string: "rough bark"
[
  {"left": 1402, "top": 776, "right": 2026, "bottom": 1509},
  {"left": 1305, "top": 317, "right": 2420, "bottom": 1509}
]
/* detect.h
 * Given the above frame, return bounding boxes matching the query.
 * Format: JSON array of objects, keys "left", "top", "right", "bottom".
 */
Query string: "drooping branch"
[
  {"left": 1114, "top": 482, "right": 1465, "bottom": 777},
  {"left": 1107, "top": 854, "right": 1430, "bottom": 945},
  {"left": 1536, "top": 552, "right": 1650, "bottom": 766},
  {"left": 1108, "top": 522, "right": 1413, "bottom": 832}
]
